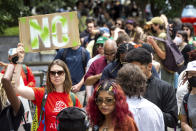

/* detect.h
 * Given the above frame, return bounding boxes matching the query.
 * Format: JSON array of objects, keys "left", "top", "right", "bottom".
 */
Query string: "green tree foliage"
[
  {"left": 0, "top": 0, "right": 76, "bottom": 34},
  {"left": 0, "top": 0, "right": 31, "bottom": 33},
  {"left": 31, "top": 0, "right": 77, "bottom": 14},
  {"left": 134, "top": 0, "right": 196, "bottom": 19}
]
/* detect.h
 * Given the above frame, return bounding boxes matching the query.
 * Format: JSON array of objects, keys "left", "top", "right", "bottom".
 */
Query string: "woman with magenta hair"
[{"left": 86, "top": 80, "right": 138, "bottom": 131}]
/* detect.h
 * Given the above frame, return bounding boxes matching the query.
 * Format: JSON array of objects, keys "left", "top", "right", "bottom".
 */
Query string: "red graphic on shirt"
[{"left": 53, "top": 101, "right": 67, "bottom": 112}]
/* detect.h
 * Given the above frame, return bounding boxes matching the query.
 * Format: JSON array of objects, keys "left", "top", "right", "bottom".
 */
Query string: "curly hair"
[
  {"left": 86, "top": 80, "right": 132, "bottom": 128},
  {"left": 115, "top": 43, "right": 134, "bottom": 62},
  {"left": 116, "top": 64, "right": 147, "bottom": 98},
  {"left": 0, "top": 83, "right": 7, "bottom": 110},
  {"left": 46, "top": 59, "right": 72, "bottom": 93}
]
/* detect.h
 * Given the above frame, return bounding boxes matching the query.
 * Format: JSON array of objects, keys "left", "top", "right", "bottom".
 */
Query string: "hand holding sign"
[{"left": 17, "top": 43, "right": 25, "bottom": 63}]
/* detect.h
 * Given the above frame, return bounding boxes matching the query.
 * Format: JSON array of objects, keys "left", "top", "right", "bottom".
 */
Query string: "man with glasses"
[
  {"left": 85, "top": 36, "right": 108, "bottom": 102},
  {"left": 86, "top": 36, "right": 108, "bottom": 72},
  {"left": 84, "top": 39, "right": 117, "bottom": 88}
]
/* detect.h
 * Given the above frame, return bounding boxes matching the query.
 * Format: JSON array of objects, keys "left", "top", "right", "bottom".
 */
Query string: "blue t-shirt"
[{"left": 55, "top": 47, "right": 90, "bottom": 91}]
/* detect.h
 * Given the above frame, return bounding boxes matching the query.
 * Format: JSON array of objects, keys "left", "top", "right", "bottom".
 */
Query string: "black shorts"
[{"left": 0, "top": 101, "right": 24, "bottom": 130}]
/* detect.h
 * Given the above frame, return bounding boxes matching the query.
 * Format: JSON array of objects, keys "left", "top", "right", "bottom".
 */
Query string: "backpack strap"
[
  {"left": 151, "top": 36, "right": 165, "bottom": 42},
  {"left": 183, "top": 92, "right": 190, "bottom": 125},
  {"left": 62, "top": 48, "right": 68, "bottom": 61},
  {"left": 22, "top": 64, "right": 28, "bottom": 81},
  {"left": 39, "top": 90, "right": 48, "bottom": 131},
  {"left": 81, "top": 47, "right": 87, "bottom": 72},
  {"left": 70, "top": 92, "right": 76, "bottom": 106},
  {"left": 31, "top": 106, "right": 39, "bottom": 131},
  {"left": 22, "top": 114, "right": 28, "bottom": 130}
]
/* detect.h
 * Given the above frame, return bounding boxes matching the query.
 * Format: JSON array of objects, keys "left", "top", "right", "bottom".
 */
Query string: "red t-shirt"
[{"left": 32, "top": 87, "right": 82, "bottom": 131}]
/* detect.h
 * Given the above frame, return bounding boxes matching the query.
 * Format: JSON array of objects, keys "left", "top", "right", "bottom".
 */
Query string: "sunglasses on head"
[
  {"left": 95, "top": 97, "right": 115, "bottom": 106},
  {"left": 50, "top": 70, "right": 64, "bottom": 76}
]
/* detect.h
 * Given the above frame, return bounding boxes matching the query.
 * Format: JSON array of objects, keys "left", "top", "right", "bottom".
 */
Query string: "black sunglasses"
[
  {"left": 116, "top": 23, "right": 122, "bottom": 26},
  {"left": 50, "top": 70, "right": 64, "bottom": 76}
]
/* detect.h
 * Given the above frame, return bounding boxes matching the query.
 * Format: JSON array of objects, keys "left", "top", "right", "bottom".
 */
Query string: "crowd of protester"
[{"left": 0, "top": 0, "right": 196, "bottom": 131}]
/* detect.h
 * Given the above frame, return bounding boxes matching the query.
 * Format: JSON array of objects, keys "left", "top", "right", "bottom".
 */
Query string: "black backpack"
[
  {"left": 152, "top": 26, "right": 184, "bottom": 72},
  {"left": 56, "top": 107, "right": 88, "bottom": 131}
]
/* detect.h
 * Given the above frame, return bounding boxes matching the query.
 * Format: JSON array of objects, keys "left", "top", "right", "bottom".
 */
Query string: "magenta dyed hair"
[{"left": 86, "top": 80, "right": 133, "bottom": 127}]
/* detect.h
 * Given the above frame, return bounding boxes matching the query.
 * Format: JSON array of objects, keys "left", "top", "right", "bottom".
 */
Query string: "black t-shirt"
[{"left": 0, "top": 102, "right": 24, "bottom": 130}]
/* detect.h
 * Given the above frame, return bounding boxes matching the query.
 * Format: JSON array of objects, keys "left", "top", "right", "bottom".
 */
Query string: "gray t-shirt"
[{"left": 181, "top": 94, "right": 196, "bottom": 130}]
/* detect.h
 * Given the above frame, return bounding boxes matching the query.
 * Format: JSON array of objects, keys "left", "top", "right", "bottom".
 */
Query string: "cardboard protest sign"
[{"left": 19, "top": 11, "right": 80, "bottom": 52}]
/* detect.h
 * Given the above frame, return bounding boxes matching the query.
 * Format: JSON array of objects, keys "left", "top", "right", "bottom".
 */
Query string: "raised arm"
[
  {"left": 13, "top": 43, "right": 35, "bottom": 101},
  {"left": 1, "top": 64, "right": 21, "bottom": 114},
  {"left": 147, "top": 36, "right": 166, "bottom": 60}
]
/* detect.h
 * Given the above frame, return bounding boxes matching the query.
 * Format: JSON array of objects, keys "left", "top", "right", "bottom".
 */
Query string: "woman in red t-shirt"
[{"left": 14, "top": 59, "right": 82, "bottom": 131}]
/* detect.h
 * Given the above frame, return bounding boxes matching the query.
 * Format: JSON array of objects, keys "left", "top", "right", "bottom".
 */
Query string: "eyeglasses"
[
  {"left": 95, "top": 97, "right": 115, "bottom": 106},
  {"left": 104, "top": 51, "right": 116, "bottom": 56},
  {"left": 96, "top": 44, "right": 104, "bottom": 48},
  {"left": 50, "top": 70, "right": 64, "bottom": 76}
]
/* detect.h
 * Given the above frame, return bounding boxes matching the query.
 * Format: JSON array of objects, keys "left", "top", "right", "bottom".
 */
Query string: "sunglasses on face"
[
  {"left": 116, "top": 23, "right": 122, "bottom": 26},
  {"left": 50, "top": 70, "right": 64, "bottom": 76},
  {"left": 96, "top": 44, "right": 104, "bottom": 48},
  {"left": 95, "top": 97, "right": 115, "bottom": 106}
]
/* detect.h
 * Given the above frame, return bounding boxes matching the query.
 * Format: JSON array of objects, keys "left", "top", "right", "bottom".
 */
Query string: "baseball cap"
[
  {"left": 185, "top": 60, "right": 196, "bottom": 72},
  {"left": 146, "top": 17, "right": 164, "bottom": 25},
  {"left": 99, "top": 27, "right": 110, "bottom": 37},
  {"left": 96, "top": 36, "right": 108, "bottom": 44},
  {"left": 99, "top": 27, "right": 110, "bottom": 34},
  {"left": 8, "top": 48, "right": 17, "bottom": 56}
]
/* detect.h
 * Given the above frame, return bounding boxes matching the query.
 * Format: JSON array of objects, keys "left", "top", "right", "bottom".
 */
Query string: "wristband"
[{"left": 17, "top": 61, "right": 23, "bottom": 64}]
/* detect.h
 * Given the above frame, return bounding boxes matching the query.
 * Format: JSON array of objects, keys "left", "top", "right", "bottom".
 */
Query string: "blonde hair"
[{"left": 0, "top": 74, "right": 8, "bottom": 109}]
